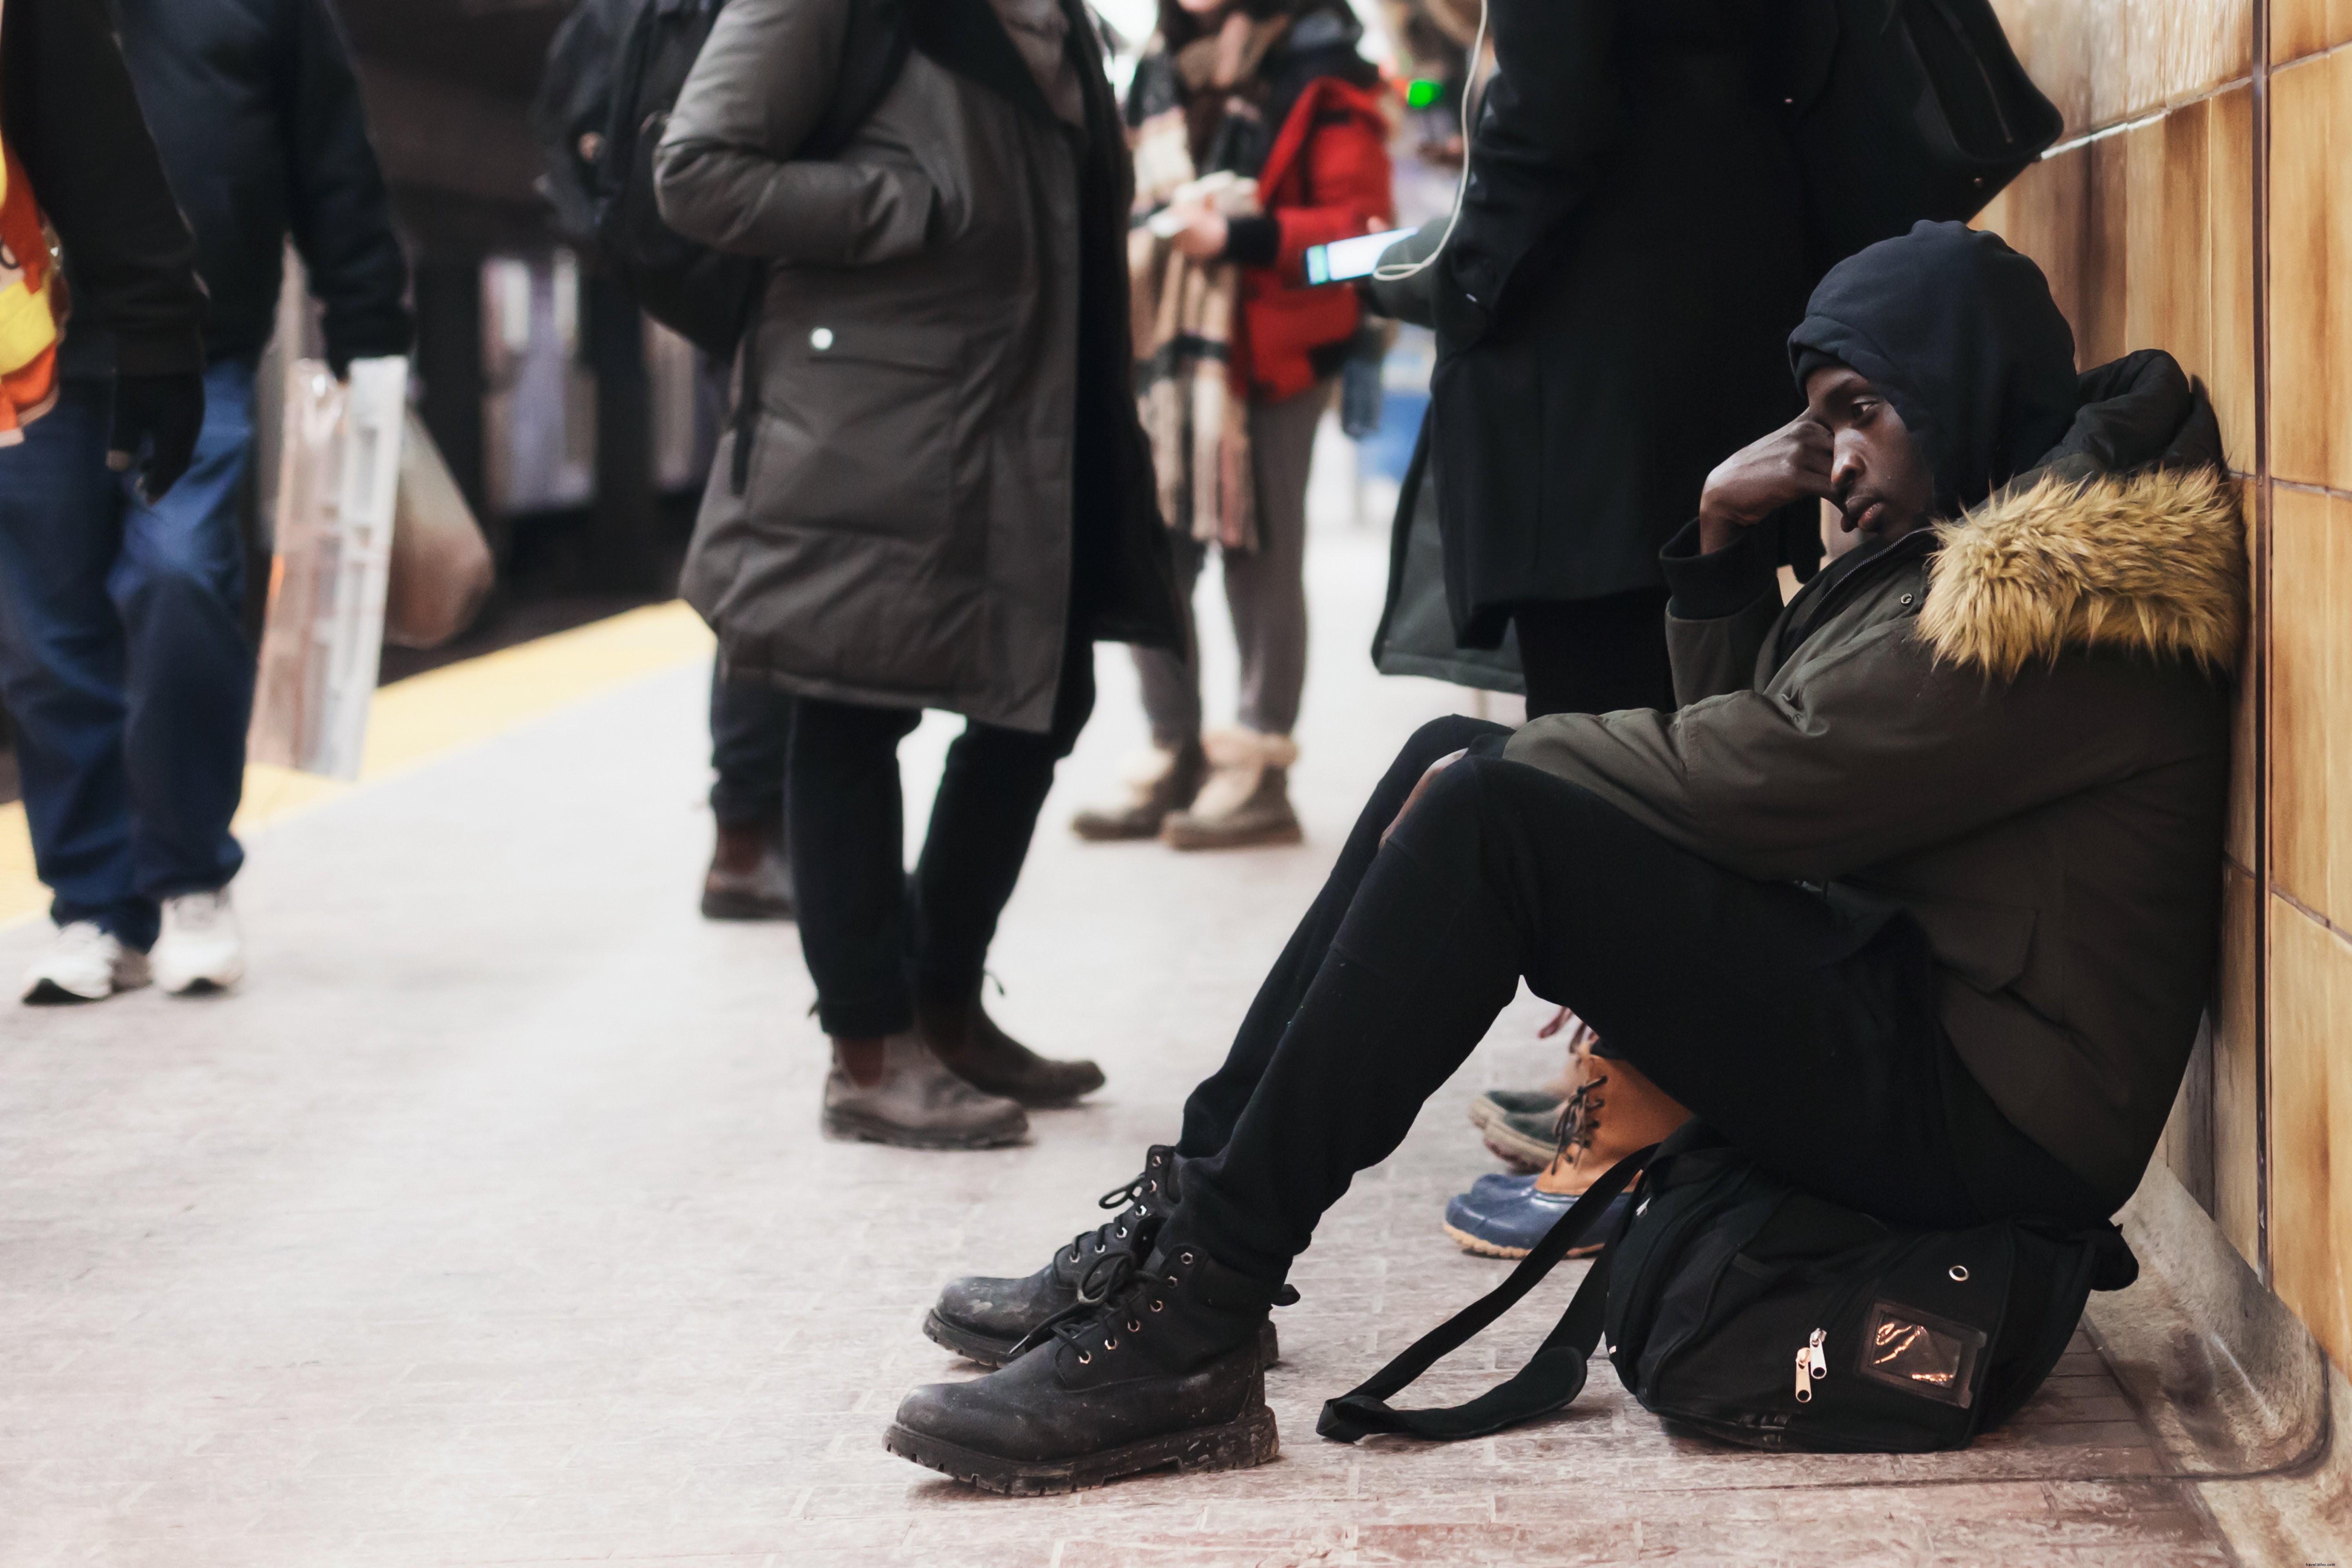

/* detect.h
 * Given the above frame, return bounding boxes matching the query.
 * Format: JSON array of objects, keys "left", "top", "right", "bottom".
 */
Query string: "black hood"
[{"left": 1788, "top": 221, "right": 2077, "bottom": 516}]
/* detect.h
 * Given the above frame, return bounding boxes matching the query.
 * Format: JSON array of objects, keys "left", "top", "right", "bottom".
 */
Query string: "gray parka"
[
  {"left": 656, "top": 0, "right": 1178, "bottom": 732},
  {"left": 1504, "top": 363, "right": 2245, "bottom": 1206}
]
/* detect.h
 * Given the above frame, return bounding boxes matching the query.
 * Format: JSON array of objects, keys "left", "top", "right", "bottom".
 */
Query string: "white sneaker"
[
  {"left": 150, "top": 889, "right": 246, "bottom": 995},
  {"left": 21, "top": 921, "right": 151, "bottom": 1003}
]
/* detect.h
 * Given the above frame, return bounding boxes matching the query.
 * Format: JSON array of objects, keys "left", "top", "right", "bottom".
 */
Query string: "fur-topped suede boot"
[
  {"left": 889, "top": 1238, "right": 1283, "bottom": 1494},
  {"left": 924, "top": 1149, "right": 1283, "bottom": 1369}
]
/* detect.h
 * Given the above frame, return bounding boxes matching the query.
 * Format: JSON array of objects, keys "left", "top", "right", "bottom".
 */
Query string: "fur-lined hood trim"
[{"left": 1918, "top": 466, "right": 2247, "bottom": 679}]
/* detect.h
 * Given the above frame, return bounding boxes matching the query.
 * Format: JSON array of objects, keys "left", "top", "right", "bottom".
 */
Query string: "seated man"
[{"left": 887, "top": 223, "right": 2245, "bottom": 1494}]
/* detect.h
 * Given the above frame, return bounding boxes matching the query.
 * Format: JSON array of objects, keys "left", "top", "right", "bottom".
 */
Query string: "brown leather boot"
[
  {"left": 918, "top": 990, "right": 1106, "bottom": 1109},
  {"left": 702, "top": 820, "right": 793, "bottom": 920},
  {"left": 1533, "top": 1041, "right": 1693, "bottom": 1198}
]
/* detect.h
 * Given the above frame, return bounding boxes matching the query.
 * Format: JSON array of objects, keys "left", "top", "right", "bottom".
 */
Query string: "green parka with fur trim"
[{"left": 1502, "top": 353, "right": 2246, "bottom": 1208}]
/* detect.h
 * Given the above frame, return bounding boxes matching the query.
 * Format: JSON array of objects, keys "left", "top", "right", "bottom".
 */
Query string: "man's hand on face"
[{"left": 1696, "top": 414, "right": 1838, "bottom": 556}]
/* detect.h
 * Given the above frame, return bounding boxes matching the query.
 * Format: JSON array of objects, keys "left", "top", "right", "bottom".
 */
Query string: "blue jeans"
[{"left": 0, "top": 362, "right": 257, "bottom": 950}]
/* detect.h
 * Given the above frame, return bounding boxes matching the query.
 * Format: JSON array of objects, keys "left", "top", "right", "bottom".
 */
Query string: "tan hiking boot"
[
  {"left": 1072, "top": 739, "right": 1207, "bottom": 841},
  {"left": 1534, "top": 1042, "right": 1693, "bottom": 1198},
  {"left": 1160, "top": 729, "right": 1302, "bottom": 851}
]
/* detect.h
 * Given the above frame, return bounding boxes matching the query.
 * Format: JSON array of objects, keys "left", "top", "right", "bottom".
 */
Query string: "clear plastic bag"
[{"left": 247, "top": 356, "right": 408, "bottom": 780}]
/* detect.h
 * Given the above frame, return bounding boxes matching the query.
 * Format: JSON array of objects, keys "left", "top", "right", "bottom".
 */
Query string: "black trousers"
[
  {"left": 787, "top": 638, "right": 1095, "bottom": 1039},
  {"left": 708, "top": 667, "right": 795, "bottom": 829},
  {"left": 1171, "top": 717, "right": 2110, "bottom": 1283},
  {"left": 1512, "top": 588, "right": 1677, "bottom": 719}
]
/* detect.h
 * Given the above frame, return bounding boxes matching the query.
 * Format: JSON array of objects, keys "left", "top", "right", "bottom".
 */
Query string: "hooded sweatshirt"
[{"left": 1503, "top": 229, "right": 2246, "bottom": 1208}]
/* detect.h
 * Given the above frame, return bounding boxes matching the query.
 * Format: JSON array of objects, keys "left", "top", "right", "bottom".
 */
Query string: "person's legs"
[
  {"left": 1512, "top": 588, "right": 1677, "bottom": 721},
  {"left": 1131, "top": 532, "right": 1205, "bottom": 751},
  {"left": 1074, "top": 538, "right": 1206, "bottom": 842},
  {"left": 114, "top": 359, "right": 256, "bottom": 920},
  {"left": 708, "top": 666, "right": 794, "bottom": 829},
  {"left": 787, "top": 695, "right": 925, "bottom": 1039},
  {"left": 1173, "top": 713, "right": 1509, "bottom": 1156},
  {"left": 704, "top": 666, "right": 795, "bottom": 920},
  {"left": 0, "top": 379, "right": 143, "bottom": 945},
  {"left": 1223, "top": 383, "right": 1321, "bottom": 739},
  {"left": 1174, "top": 755, "right": 2005, "bottom": 1282}
]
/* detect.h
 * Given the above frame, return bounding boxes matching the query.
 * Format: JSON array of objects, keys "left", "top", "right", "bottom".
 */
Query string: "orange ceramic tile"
[
  {"left": 2207, "top": 84, "right": 2258, "bottom": 469},
  {"left": 2266, "top": 902, "right": 2352, "bottom": 1372},
  {"left": 2271, "top": 0, "right": 2352, "bottom": 65},
  {"left": 2225, "top": 479, "right": 2261, "bottom": 870},
  {"left": 2269, "top": 488, "right": 2352, "bottom": 921},
  {"left": 1981, "top": 147, "right": 2089, "bottom": 350},
  {"left": 2214, "top": 862, "right": 2262, "bottom": 1268},
  {"left": 2080, "top": 133, "right": 2134, "bottom": 367},
  {"left": 2125, "top": 105, "right": 2211, "bottom": 381},
  {"left": 2267, "top": 52, "right": 2342, "bottom": 484}
]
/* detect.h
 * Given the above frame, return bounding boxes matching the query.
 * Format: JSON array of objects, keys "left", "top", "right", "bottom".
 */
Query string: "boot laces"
[
  {"left": 1058, "top": 1166, "right": 1164, "bottom": 1267},
  {"left": 1014, "top": 1251, "right": 1160, "bottom": 1363},
  {"left": 1551, "top": 1074, "right": 1609, "bottom": 1167}
]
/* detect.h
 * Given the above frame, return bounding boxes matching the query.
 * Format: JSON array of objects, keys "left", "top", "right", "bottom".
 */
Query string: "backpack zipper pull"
[{"left": 1794, "top": 1328, "right": 1828, "bottom": 1402}]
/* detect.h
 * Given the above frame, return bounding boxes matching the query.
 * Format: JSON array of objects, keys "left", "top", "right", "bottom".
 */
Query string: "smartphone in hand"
[{"left": 1303, "top": 227, "right": 1418, "bottom": 286}]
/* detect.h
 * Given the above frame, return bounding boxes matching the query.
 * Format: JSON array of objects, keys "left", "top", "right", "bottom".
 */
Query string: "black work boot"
[
  {"left": 888, "top": 1239, "right": 1283, "bottom": 1495},
  {"left": 924, "top": 1149, "right": 1283, "bottom": 1369}
]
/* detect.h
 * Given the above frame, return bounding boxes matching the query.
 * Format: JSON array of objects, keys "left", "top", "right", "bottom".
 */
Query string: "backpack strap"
[{"left": 1317, "top": 1146, "right": 1655, "bottom": 1444}]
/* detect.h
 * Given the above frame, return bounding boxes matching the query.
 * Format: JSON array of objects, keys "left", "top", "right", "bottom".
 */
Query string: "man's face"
[{"left": 1802, "top": 366, "right": 1936, "bottom": 559}]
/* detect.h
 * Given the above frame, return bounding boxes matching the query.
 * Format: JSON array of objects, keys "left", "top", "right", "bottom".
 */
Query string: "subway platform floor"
[{"left": 0, "top": 469, "right": 2232, "bottom": 1564}]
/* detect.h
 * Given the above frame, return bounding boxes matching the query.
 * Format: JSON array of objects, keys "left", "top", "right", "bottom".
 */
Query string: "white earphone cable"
[{"left": 1370, "top": 0, "right": 1488, "bottom": 283}]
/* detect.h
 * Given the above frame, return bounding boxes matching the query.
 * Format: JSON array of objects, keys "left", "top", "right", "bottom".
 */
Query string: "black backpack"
[
  {"left": 1319, "top": 1124, "right": 2137, "bottom": 1453},
  {"left": 534, "top": 0, "right": 912, "bottom": 357},
  {"left": 1780, "top": 0, "right": 2065, "bottom": 272}
]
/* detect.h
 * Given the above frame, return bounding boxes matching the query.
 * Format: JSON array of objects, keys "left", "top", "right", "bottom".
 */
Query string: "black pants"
[
  {"left": 1171, "top": 717, "right": 2110, "bottom": 1283},
  {"left": 709, "top": 667, "right": 795, "bottom": 828},
  {"left": 1512, "top": 588, "right": 1677, "bottom": 719},
  {"left": 788, "top": 638, "right": 1095, "bottom": 1039}
]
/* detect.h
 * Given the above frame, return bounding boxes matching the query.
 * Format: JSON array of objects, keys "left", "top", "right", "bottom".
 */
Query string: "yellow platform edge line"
[{"left": 0, "top": 601, "right": 713, "bottom": 931}]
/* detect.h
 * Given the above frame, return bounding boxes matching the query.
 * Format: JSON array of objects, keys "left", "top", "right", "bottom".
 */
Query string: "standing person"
[
  {"left": 657, "top": 0, "right": 1183, "bottom": 1146},
  {"left": 1369, "top": 0, "right": 1819, "bottom": 720},
  {"left": 2, "top": 0, "right": 410, "bottom": 1004},
  {"left": 1069, "top": 0, "right": 1390, "bottom": 851},
  {"left": 1364, "top": 0, "right": 1821, "bottom": 1204}
]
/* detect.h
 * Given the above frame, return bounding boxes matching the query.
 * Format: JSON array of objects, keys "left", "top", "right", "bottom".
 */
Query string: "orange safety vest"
[{"left": 0, "top": 0, "right": 62, "bottom": 444}]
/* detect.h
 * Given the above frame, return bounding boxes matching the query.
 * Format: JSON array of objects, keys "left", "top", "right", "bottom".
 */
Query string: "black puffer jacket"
[{"left": 61, "top": 0, "right": 410, "bottom": 376}]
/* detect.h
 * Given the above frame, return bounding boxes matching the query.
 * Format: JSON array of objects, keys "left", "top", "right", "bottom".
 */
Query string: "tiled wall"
[{"left": 1976, "top": 0, "right": 2352, "bottom": 1371}]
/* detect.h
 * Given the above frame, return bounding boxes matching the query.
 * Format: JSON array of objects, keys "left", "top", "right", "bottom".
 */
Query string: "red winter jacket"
[{"left": 1232, "top": 77, "right": 1393, "bottom": 403}]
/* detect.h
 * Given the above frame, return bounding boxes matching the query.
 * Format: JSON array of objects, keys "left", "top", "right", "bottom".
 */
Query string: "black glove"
[
  {"left": 1357, "top": 218, "right": 1448, "bottom": 330},
  {"left": 106, "top": 370, "right": 207, "bottom": 504}
]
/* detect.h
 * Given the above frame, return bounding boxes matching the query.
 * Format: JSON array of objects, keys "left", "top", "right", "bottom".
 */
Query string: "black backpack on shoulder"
[
  {"left": 1319, "top": 1125, "right": 2137, "bottom": 1453},
  {"left": 1780, "top": 0, "right": 2066, "bottom": 272},
  {"left": 536, "top": 0, "right": 913, "bottom": 358}
]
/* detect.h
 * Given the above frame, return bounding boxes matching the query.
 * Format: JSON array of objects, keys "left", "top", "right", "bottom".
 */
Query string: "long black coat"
[{"left": 1424, "top": 0, "right": 1819, "bottom": 648}]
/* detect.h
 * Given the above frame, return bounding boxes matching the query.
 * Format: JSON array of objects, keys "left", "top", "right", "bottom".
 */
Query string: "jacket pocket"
[{"left": 753, "top": 318, "right": 963, "bottom": 541}]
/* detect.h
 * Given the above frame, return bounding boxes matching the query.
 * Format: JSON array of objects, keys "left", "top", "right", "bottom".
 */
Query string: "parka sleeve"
[
  {"left": 1657, "top": 517, "right": 1784, "bottom": 706},
  {"left": 655, "top": 0, "right": 937, "bottom": 267},
  {"left": 284, "top": 0, "right": 413, "bottom": 373},
  {"left": 1254, "top": 99, "right": 1393, "bottom": 280},
  {"left": 1500, "top": 625, "right": 2208, "bottom": 883},
  {"left": 2, "top": 0, "right": 206, "bottom": 375}
]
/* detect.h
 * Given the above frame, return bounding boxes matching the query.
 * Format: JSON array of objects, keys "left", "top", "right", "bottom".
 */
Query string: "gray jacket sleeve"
[
  {"left": 1500, "top": 630, "right": 2194, "bottom": 884},
  {"left": 654, "top": 0, "right": 936, "bottom": 265}
]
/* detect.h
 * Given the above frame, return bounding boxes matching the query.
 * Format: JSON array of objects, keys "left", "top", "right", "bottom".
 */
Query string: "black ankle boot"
[
  {"left": 923, "top": 1149, "right": 1284, "bottom": 1370},
  {"left": 889, "top": 1239, "right": 1283, "bottom": 1494}
]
